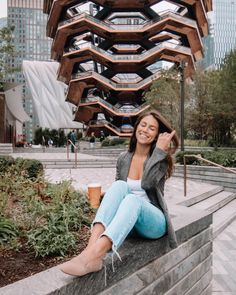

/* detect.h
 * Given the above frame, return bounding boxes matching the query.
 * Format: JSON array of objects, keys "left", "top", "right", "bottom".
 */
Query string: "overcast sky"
[{"left": 0, "top": 0, "right": 7, "bottom": 18}]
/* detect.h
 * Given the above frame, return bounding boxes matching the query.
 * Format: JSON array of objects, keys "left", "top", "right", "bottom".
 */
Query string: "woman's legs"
[
  {"left": 61, "top": 186, "right": 166, "bottom": 276},
  {"left": 87, "top": 180, "right": 130, "bottom": 248},
  {"left": 101, "top": 194, "right": 166, "bottom": 250},
  {"left": 60, "top": 180, "right": 129, "bottom": 275}
]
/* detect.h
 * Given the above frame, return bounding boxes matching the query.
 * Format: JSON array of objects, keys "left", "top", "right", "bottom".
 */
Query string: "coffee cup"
[{"left": 87, "top": 183, "right": 102, "bottom": 208}]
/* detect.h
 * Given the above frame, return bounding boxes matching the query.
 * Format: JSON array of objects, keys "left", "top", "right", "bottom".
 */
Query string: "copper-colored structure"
[{"left": 44, "top": 0, "right": 212, "bottom": 136}]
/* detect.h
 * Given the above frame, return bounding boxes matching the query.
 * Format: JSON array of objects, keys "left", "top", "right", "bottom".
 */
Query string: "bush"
[
  {"left": 25, "top": 181, "right": 92, "bottom": 257},
  {"left": 175, "top": 150, "right": 236, "bottom": 167},
  {"left": 101, "top": 138, "right": 110, "bottom": 147},
  {"left": 14, "top": 158, "right": 43, "bottom": 179},
  {"left": 0, "top": 162, "right": 93, "bottom": 257},
  {"left": 0, "top": 216, "right": 18, "bottom": 246},
  {"left": 0, "top": 156, "right": 15, "bottom": 174},
  {"left": 101, "top": 137, "right": 127, "bottom": 147},
  {"left": 27, "top": 220, "right": 76, "bottom": 257}
]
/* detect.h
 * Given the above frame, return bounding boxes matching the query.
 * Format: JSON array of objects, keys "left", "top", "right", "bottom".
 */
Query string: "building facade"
[
  {"left": 201, "top": 0, "right": 236, "bottom": 69},
  {"left": 7, "top": 0, "right": 52, "bottom": 142},
  {"left": 213, "top": 0, "right": 236, "bottom": 67}
]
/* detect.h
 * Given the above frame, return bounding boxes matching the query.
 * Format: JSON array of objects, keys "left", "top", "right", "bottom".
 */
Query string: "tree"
[
  {"left": 144, "top": 69, "right": 181, "bottom": 133},
  {"left": 0, "top": 25, "right": 16, "bottom": 90},
  {"left": 185, "top": 67, "right": 213, "bottom": 140}
]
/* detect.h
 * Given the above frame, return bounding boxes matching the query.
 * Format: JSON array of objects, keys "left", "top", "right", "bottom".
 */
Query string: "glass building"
[
  {"left": 7, "top": 0, "right": 52, "bottom": 142},
  {"left": 0, "top": 17, "right": 7, "bottom": 28},
  {"left": 213, "top": 0, "right": 236, "bottom": 67},
  {"left": 201, "top": 0, "right": 236, "bottom": 69}
]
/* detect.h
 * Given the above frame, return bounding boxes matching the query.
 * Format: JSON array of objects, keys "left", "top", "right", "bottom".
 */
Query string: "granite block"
[
  {"left": 165, "top": 257, "right": 212, "bottom": 295},
  {"left": 136, "top": 242, "right": 212, "bottom": 295},
  {"left": 100, "top": 228, "right": 212, "bottom": 295}
]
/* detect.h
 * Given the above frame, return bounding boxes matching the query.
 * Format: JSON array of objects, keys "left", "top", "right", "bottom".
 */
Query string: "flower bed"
[{"left": 0, "top": 156, "right": 94, "bottom": 287}]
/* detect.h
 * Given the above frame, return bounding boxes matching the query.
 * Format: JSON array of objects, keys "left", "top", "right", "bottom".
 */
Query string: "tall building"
[
  {"left": 201, "top": 0, "right": 236, "bottom": 69},
  {"left": 7, "top": 0, "right": 52, "bottom": 142},
  {"left": 213, "top": 0, "right": 236, "bottom": 67}
]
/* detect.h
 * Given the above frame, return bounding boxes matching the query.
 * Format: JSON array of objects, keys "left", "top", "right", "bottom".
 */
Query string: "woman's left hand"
[{"left": 156, "top": 130, "right": 176, "bottom": 152}]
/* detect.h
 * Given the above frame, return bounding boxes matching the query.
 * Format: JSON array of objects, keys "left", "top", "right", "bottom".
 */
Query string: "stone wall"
[
  {"left": 0, "top": 204, "right": 212, "bottom": 295},
  {"left": 174, "top": 164, "right": 236, "bottom": 192}
]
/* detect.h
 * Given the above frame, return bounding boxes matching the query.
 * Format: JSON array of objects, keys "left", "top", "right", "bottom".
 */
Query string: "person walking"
[
  {"left": 61, "top": 110, "right": 179, "bottom": 276},
  {"left": 89, "top": 132, "right": 96, "bottom": 148},
  {"left": 70, "top": 130, "right": 77, "bottom": 153}
]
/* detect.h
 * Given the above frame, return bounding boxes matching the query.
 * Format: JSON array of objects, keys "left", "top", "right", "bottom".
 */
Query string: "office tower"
[
  {"left": 201, "top": 0, "right": 236, "bottom": 69},
  {"left": 7, "top": 0, "right": 52, "bottom": 142},
  {"left": 44, "top": 0, "right": 212, "bottom": 136},
  {"left": 213, "top": 0, "right": 236, "bottom": 67}
]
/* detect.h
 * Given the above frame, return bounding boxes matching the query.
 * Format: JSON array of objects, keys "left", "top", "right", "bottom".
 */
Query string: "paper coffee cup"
[{"left": 87, "top": 183, "right": 102, "bottom": 208}]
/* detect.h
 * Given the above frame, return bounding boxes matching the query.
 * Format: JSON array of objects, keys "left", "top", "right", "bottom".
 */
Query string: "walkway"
[{"left": 213, "top": 219, "right": 236, "bottom": 294}]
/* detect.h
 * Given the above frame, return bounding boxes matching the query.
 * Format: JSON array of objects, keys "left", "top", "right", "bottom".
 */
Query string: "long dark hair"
[{"left": 128, "top": 110, "right": 179, "bottom": 178}]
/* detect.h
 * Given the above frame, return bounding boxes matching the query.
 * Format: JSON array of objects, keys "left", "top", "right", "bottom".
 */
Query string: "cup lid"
[{"left": 87, "top": 183, "right": 101, "bottom": 188}]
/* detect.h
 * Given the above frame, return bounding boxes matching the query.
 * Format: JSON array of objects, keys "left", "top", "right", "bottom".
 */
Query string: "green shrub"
[
  {"left": 14, "top": 158, "right": 43, "bottom": 179},
  {"left": 175, "top": 150, "right": 236, "bottom": 167},
  {"left": 27, "top": 220, "right": 76, "bottom": 257},
  {"left": 0, "top": 156, "right": 15, "bottom": 174},
  {"left": 101, "top": 137, "right": 127, "bottom": 147},
  {"left": 0, "top": 216, "right": 18, "bottom": 245},
  {"left": 175, "top": 151, "right": 201, "bottom": 165},
  {"left": 25, "top": 181, "right": 92, "bottom": 257},
  {"left": 101, "top": 138, "right": 110, "bottom": 147}
]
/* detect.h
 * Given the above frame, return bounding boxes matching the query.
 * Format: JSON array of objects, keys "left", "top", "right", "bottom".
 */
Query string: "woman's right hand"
[{"left": 156, "top": 130, "right": 176, "bottom": 152}]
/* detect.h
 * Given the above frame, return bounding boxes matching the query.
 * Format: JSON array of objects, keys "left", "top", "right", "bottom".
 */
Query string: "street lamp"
[{"left": 178, "top": 61, "right": 187, "bottom": 152}]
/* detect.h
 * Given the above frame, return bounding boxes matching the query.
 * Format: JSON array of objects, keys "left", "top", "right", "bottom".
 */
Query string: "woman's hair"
[{"left": 128, "top": 110, "right": 179, "bottom": 178}]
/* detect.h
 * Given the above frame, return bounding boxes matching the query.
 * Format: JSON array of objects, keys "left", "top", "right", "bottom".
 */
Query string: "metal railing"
[
  {"left": 71, "top": 69, "right": 162, "bottom": 90},
  {"left": 65, "top": 41, "right": 192, "bottom": 61},
  {"left": 67, "top": 139, "right": 78, "bottom": 168},
  {"left": 59, "top": 9, "right": 197, "bottom": 30},
  {"left": 183, "top": 154, "right": 236, "bottom": 196}
]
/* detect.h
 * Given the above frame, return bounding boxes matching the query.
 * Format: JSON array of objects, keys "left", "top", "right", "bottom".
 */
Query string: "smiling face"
[{"left": 135, "top": 114, "right": 159, "bottom": 146}]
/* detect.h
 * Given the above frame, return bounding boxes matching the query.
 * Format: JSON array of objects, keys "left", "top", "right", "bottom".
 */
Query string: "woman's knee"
[
  {"left": 109, "top": 180, "right": 129, "bottom": 192},
  {"left": 122, "top": 194, "right": 142, "bottom": 211}
]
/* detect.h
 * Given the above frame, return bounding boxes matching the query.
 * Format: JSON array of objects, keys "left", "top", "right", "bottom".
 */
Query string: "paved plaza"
[{"left": 10, "top": 151, "right": 236, "bottom": 294}]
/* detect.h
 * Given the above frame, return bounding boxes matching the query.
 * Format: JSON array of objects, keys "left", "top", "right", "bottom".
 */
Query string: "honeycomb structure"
[{"left": 44, "top": 0, "right": 212, "bottom": 136}]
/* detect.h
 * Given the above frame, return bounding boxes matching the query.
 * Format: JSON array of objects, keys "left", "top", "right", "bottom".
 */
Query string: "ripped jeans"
[{"left": 92, "top": 180, "right": 167, "bottom": 251}]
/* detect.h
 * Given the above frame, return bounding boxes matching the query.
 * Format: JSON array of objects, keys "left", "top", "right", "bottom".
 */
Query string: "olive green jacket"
[{"left": 115, "top": 148, "right": 178, "bottom": 249}]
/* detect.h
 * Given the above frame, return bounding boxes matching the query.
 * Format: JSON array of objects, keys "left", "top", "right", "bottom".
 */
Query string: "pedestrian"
[
  {"left": 100, "top": 131, "right": 105, "bottom": 142},
  {"left": 60, "top": 110, "right": 179, "bottom": 276},
  {"left": 89, "top": 132, "right": 96, "bottom": 148},
  {"left": 48, "top": 138, "right": 53, "bottom": 148},
  {"left": 70, "top": 130, "right": 77, "bottom": 153}
]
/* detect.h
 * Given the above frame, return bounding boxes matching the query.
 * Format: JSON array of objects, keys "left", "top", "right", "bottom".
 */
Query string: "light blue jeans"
[{"left": 92, "top": 180, "right": 167, "bottom": 251}]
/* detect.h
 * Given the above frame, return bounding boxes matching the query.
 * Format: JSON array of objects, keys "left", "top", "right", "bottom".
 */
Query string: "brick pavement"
[{"left": 212, "top": 219, "right": 236, "bottom": 294}]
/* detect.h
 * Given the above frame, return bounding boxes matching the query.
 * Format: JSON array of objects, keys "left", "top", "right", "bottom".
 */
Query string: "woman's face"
[{"left": 135, "top": 115, "right": 159, "bottom": 145}]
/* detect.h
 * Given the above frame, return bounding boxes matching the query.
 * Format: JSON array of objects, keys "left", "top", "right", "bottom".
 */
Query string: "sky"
[{"left": 0, "top": 0, "right": 7, "bottom": 18}]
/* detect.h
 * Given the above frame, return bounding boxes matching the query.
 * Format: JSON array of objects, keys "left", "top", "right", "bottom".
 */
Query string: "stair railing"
[
  {"left": 183, "top": 154, "right": 236, "bottom": 197},
  {"left": 67, "top": 139, "right": 78, "bottom": 168}
]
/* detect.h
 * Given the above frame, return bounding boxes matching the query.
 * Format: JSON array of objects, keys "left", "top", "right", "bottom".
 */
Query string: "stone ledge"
[
  {"left": 0, "top": 204, "right": 212, "bottom": 295},
  {"left": 174, "top": 165, "right": 236, "bottom": 192}
]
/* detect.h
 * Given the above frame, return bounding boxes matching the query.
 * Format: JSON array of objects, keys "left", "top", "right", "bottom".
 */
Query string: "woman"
[{"left": 61, "top": 110, "right": 179, "bottom": 276}]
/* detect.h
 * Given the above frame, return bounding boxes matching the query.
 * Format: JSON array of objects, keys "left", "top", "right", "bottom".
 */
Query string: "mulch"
[{"left": 0, "top": 226, "right": 90, "bottom": 288}]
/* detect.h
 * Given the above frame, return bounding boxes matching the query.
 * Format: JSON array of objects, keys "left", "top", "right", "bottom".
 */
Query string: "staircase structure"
[
  {"left": 0, "top": 143, "right": 13, "bottom": 155},
  {"left": 43, "top": 0, "right": 212, "bottom": 136}
]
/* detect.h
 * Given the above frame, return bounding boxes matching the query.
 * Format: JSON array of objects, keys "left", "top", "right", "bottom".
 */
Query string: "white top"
[{"left": 127, "top": 178, "right": 150, "bottom": 202}]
